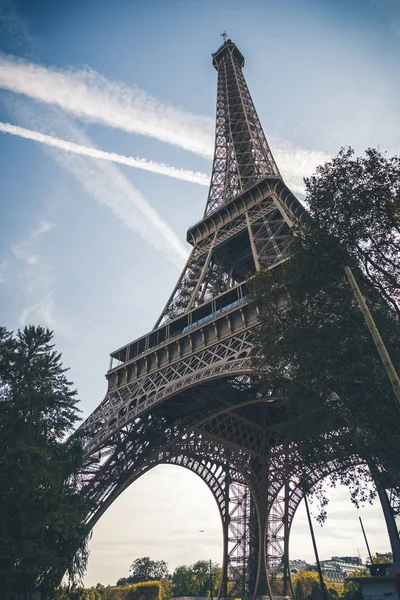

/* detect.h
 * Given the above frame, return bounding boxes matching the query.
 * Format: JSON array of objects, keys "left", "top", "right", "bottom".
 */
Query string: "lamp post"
[
  {"left": 199, "top": 530, "right": 213, "bottom": 600},
  {"left": 303, "top": 493, "right": 328, "bottom": 600},
  {"left": 344, "top": 266, "right": 400, "bottom": 410},
  {"left": 209, "top": 559, "right": 213, "bottom": 600}
]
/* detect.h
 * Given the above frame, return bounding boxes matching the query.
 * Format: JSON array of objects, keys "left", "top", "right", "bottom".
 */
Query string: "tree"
[
  {"left": 118, "top": 557, "right": 169, "bottom": 585},
  {"left": 0, "top": 326, "right": 90, "bottom": 599},
  {"left": 55, "top": 585, "right": 105, "bottom": 600},
  {"left": 160, "top": 578, "right": 174, "bottom": 600},
  {"left": 304, "top": 148, "right": 399, "bottom": 316},
  {"left": 172, "top": 565, "right": 192, "bottom": 596},
  {"left": 252, "top": 147, "right": 400, "bottom": 511},
  {"left": 292, "top": 571, "right": 329, "bottom": 600},
  {"left": 371, "top": 554, "right": 391, "bottom": 564},
  {"left": 342, "top": 581, "right": 362, "bottom": 600},
  {"left": 292, "top": 571, "right": 340, "bottom": 600},
  {"left": 348, "top": 569, "right": 369, "bottom": 577},
  {"left": 342, "top": 567, "right": 370, "bottom": 600},
  {"left": 172, "top": 561, "right": 221, "bottom": 597},
  {"left": 116, "top": 578, "right": 131, "bottom": 587}
]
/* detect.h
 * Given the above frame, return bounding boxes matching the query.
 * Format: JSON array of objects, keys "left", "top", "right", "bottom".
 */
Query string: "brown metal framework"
[
  {"left": 77, "top": 39, "right": 400, "bottom": 598},
  {"left": 206, "top": 40, "right": 280, "bottom": 216}
]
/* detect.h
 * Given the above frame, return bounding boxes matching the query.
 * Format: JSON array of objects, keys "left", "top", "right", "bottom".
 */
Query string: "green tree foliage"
[
  {"left": 172, "top": 560, "right": 221, "bottom": 597},
  {"left": 371, "top": 554, "right": 392, "bottom": 564},
  {"left": 342, "top": 565, "right": 373, "bottom": 600},
  {"left": 342, "top": 581, "right": 362, "bottom": 600},
  {"left": 0, "top": 325, "right": 90, "bottom": 599},
  {"left": 102, "top": 582, "right": 161, "bottom": 600},
  {"left": 347, "top": 569, "right": 369, "bottom": 577},
  {"left": 55, "top": 584, "right": 104, "bottom": 600},
  {"left": 304, "top": 148, "right": 399, "bottom": 316},
  {"left": 117, "top": 558, "right": 169, "bottom": 586},
  {"left": 160, "top": 579, "right": 173, "bottom": 600},
  {"left": 56, "top": 581, "right": 161, "bottom": 600},
  {"left": 292, "top": 570, "right": 340, "bottom": 600},
  {"left": 252, "top": 148, "right": 400, "bottom": 510}
]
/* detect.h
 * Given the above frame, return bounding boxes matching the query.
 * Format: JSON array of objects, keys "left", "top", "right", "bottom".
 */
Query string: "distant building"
[
  {"left": 318, "top": 565, "right": 346, "bottom": 584},
  {"left": 289, "top": 559, "right": 312, "bottom": 573},
  {"left": 332, "top": 556, "right": 362, "bottom": 566},
  {"left": 289, "top": 556, "right": 366, "bottom": 583},
  {"left": 318, "top": 557, "right": 366, "bottom": 583}
]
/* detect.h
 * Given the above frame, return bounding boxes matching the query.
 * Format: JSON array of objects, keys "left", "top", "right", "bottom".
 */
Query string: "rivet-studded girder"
[{"left": 155, "top": 179, "right": 301, "bottom": 327}]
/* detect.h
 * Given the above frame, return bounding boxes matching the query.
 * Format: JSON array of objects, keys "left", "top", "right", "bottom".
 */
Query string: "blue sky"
[{"left": 0, "top": 0, "right": 399, "bottom": 587}]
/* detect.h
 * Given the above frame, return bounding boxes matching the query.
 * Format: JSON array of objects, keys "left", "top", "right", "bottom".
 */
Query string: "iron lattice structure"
[{"left": 78, "top": 40, "right": 400, "bottom": 598}]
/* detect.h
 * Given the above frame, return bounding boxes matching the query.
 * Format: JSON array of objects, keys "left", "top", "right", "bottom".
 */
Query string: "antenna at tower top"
[{"left": 221, "top": 31, "right": 228, "bottom": 43}]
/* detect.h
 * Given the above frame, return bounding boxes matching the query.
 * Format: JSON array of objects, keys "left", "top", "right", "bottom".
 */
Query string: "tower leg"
[
  {"left": 253, "top": 510, "right": 271, "bottom": 599},
  {"left": 248, "top": 496, "right": 259, "bottom": 595},
  {"left": 226, "top": 480, "right": 252, "bottom": 598},
  {"left": 223, "top": 478, "right": 273, "bottom": 599},
  {"left": 264, "top": 486, "right": 289, "bottom": 598}
]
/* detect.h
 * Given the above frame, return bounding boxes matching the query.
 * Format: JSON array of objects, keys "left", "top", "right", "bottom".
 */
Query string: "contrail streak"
[
  {"left": 0, "top": 55, "right": 331, "bottom": 194},
  {"left": 0, "top": 54, "right": 215, "bottom": 157},
  {"left": 0, "top": 121, "right": 210, "bottom": 186},
  {"left": 5, "top": 100, "right": 189, "bottom": 268}
]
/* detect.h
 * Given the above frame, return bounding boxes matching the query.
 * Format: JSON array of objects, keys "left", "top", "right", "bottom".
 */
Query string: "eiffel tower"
[{"left": 78, "top": 39, "right": 399, "bottom": 598}]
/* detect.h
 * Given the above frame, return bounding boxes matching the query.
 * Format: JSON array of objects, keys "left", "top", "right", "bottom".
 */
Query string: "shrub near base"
[{"left": 102, "top": 581, "right": 162, "bottom": 600}]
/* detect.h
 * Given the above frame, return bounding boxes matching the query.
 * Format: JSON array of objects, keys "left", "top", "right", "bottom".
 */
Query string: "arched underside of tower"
[
  {"left": 79, "top": 372, "right": 287, "bottom": 596},
  {"left": 79, "top": 376, "right": 400, "bottom": 599}
]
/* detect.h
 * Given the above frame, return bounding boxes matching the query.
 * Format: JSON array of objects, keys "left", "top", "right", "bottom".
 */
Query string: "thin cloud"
[
  {"left": 0, "top": 0, "right": 34, "bottom": 48},
  {"left": 12, "top": 219, "right": 57, "bottom": 329},
  {"left": 19, "top": 296, "right": 56, "bottom": 329},
  {"left": 370, "top": 0, "right": 400, "bottom": 36},
  {"left": 273, "top": 142, "right": 330, "bottom": 194},
  {"left": 0, "top": 55, "right": 332, "bottom": 194},
  {"left": 0, "top": 121, "right": 209, "bottom": 186},
  {"left": 0, "top": 54, "right": 215, "bottom": 158},
  {"left": 8, "top": 100, "right": 189, "bottom": 269},
  {"left": 0, "top": 54, "right": 330, "bottom": 191},
  {"left": 0, "top": 258, "right": 9, "bottom": 283}
]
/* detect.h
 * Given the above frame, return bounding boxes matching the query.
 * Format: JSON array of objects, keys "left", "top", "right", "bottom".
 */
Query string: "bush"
[
  {"left": 56, "top": 581, "right": 161, "bottom": 600},
  {"left": 101, "top": 581, "right": 161, "bottom": 600}
]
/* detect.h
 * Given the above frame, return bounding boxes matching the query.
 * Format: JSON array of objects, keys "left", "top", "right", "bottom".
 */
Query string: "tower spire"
[
  {"left": 205, "top": 39, "right": 280, "bottom": 216},
  {"left": 153, "top": 39, "right": 301, "bottom": 327}
]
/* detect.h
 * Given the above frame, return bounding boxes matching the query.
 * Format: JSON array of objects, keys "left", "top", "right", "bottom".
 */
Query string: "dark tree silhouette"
[
  {"left": 252, "top": 148, "right": 400, "bottom": 510},
  {"left": 0, "top": 325, "right": 89, "bottom": 599}
]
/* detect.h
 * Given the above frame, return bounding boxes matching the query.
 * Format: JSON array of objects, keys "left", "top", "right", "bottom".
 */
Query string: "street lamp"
[
  {"left": 199, "top": 529, "right": 213, "bottom": 600},
  {"left": 209, "top": 559, "right": 213, "bottom": 600}
]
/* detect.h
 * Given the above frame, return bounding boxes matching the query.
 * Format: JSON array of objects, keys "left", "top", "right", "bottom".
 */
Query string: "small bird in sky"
[{"left": 199, "top": 529, "right": 205, "bottom": 532}]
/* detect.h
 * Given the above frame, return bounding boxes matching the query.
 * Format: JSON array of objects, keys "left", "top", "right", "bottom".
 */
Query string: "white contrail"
[
  {"left": 0, "top": 121, "right": 209, "bottom": 186},
  {"left": 7, "top": 100, "right": 189, "bottom": 268},
  {"left": 0, "top": 55, "right": 331, "bottom": 194},
  {"left": 0, "top": 54, "right": 215, "bottom": 158}
]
